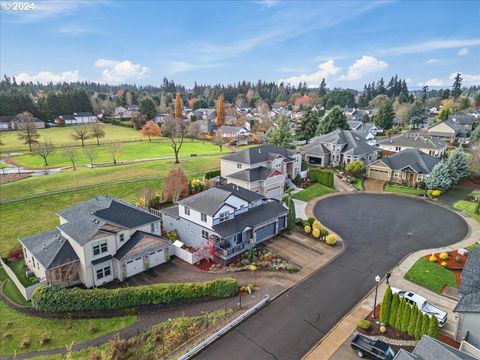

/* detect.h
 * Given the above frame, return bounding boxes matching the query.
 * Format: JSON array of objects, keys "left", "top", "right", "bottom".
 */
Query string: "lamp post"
[{"left": 372, "top": 275, "right": 381, "bottom": 320}]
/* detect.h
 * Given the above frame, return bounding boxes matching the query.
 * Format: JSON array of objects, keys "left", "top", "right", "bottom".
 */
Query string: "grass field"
[
  {"left": 0, "top": 267, "right": 31, "bottom": 306},
  {"left": 352, "top": 177, "right": 363, "bottom": 191},
  {"left": 5, "top": 258, "right": 38, "bottom": 287},
  {"left": 0, "top": 156, "right": 221, "bottom": 201},
  {"left": 0, "top": 124, "right": 142, "bottom": 151},
  {"left": 405, "top": 257, "right": 458, "bottom": 293},
  {"left": 453, "top": 200, "right": 480, "bottom": 223},
  {"left": 292, "top": 183, "right": 336, "bottom": 202},
  {"left": 384, "top": 184, "right": 425, "bottom": 195},
  {"left": 8, "top": 139, "right": 224, "bottom": 168}
]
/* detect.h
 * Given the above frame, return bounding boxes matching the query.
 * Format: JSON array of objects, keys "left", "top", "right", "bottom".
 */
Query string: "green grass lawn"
[
  {"left": 0, "top": 267, "right": 31, "bottom": 306},
  {"left": 352, "top": 178, "right": 363, "bottom": 191},
  {"left": 0, "top": 156, "right": 221, "bottom": 201},
  {"left": 466, "top": 243, "right": 480, "bottom": 251},
  {"left": 292, "top": 183, "right": 336, "bottom": 202},
  {"left": 0, "top": 124, "right": 142, "bottom": 152},
  {"left": 8, "top": 139, "right": 224, "bottom": 168},
  {"left": 384, "top": 184, "right": 425, "bottom": 195},
  {"left": 0, "top": 300, "right": 136, "bottom": 356},
  {"left": 453, "top": 200, "right": 480, "bottom": 223},
  {"left": 4, "top": 258, "right": 38, "bottom": 287},
  {"left": 405, "top": 257, "right": 458, "bottom": 293}
]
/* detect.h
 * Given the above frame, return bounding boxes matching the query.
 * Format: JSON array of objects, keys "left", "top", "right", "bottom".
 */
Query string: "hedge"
[
  {"left": 205, "top": 169, "right": 221, "bottom": 180},
  {"left": 308, "top": 169, "right": 334, "bottom": 188},
  {"left": 31, "top": 278, "right": 237, "bottom": 313}
]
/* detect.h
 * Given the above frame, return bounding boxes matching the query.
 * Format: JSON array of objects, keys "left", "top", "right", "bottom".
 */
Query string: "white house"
[{"left": 58, "top": 112, "right": 97, "bottom": 126}]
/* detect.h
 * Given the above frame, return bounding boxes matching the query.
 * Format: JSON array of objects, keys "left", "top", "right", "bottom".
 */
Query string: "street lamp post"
[{"left": 372, "top": 275, "right": 381, "bottom": 320}]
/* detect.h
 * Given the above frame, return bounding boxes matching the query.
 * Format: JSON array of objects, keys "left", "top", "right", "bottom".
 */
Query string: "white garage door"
[
  {"left": 368, "top": 168, "right": 390, "bottom": 181},
  {"left": 148, "top": 249, "right": 165, "bottom": 268},
  {"left": 125, "top": 257, "right": 144, "bottom": 277}
]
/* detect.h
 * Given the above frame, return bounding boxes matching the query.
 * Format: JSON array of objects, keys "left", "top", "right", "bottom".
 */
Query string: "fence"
[
  {"left": 173, "top": 246, "right": 205, "bottom": 264},
  {"left": 0, "top": 258, "right": 43, "bottom": 300}
]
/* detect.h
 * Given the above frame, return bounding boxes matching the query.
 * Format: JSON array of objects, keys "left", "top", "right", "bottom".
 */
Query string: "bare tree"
[
  {"left": 108, "top": 142, "right": 123, "bottom": 164},
  {"left": 163, "top": 167, "right": 189, "bottom": 203},
  {"left": 63, "top": 147, "right": 78, "bottom": 170},
  {"left": 139, "top": 187, "right": 155, "bottom": 208},
  {"left": 89, "top": 123, "right": 106, "bottom": 146},
  {"left": 32, "top": 139, "right": 55, "bottom": 167},
  {"left": 186, "top": 121, "right": 202, "bottom": 141},
  {"left": 162, "top": 117, "right": 187, "bottom": 163},
  {"left": 17, "top": 112, "right": 40, "bottom": 151},
  {"left": 84, "top": 146, "right": 96, "bottom": 168},
  {"left": 71, "top": 126, "right": 90, "bottom": 147},
  {"left": 212, "top": 130, "right": 226, "bottom": 152}
]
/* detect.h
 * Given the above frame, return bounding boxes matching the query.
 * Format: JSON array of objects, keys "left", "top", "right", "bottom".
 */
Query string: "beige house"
[
  {"left": 377, "top": 133, "right": 447, "bottom": 157},
  {"left": 428, "top": 120, "right": 466, "bottom": 143},
  {"left": 20, "top": 196, "right": 170, "bottom": 288},
  {"left": 367, "top": 149, "right": 439, "bottom": 185}
]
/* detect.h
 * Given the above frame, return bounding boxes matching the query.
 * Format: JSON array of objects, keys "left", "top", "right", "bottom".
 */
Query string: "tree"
[
  {"left": 452, "top": 73, "right": 463, "bottom": 99},
  {"left": 459, "top": 97, "right": 470, "bottom": 110},
  {"left": 426, "top": 161, "right": 452, "bottom": 191},
  {"left": 414, "top": 308, "right": 424, "bottom": 339},
  {"left": 346, "top": 160, "right": 365, "bottom": 177},
  {"left": 131, "top": 113, "right": 147, "bottom": 130},
  {"left": 192, "top": 99, "right": 208, "bottom": 110},
  {"left": 374, "top": 100, "right": 395, "bottom": 130},
  {"left": 475, "top": 92, "right": 480, "bottom": 107},
  {"left": 162, "top": 117, "right": 187, "bottom": 163},
  {"left": 109, "top": 142, "right": 123, "bottom": 164},
  {"left": 89, "top": 123, "right": 105, "bottom": 146},
  {"left": 216, "top": 95, "right": 225, "bottom": 127},
  {"left": 318, "top": 78, "right": 327, "bottom": 97},
  {"left": 84, "top": 146, "right": 96, "bottom": 168},
  {"left": 421, "top": 313, "right": 429, "bottom": 338},
  {"left": 139, "top": 97, "right": 156, "bottom": 120},
  {"left": 140, "top": 120, "right": 161, "bottom": 142},
  {"left": 428, "top": 314, "right": 439, "bottom": 338},
  {"left": 447, "top": 148, "right": 470, "bottom": 185},
  {"left": 395, "top": 299, "right": 405, "bottom": 329},
  {"left": 138, "top": 187, "right": 155, "bottom": 208},
  {"left": 421, "top": 85, "right": 428, "bottom": 103},
  {"left": 17, "top": 112, "right": 40, "bottom": 151},
  {"left": 175, "top": 92, "right": 182, "bottom": 119},
  {"left": 267, "top": 115, "right": 293, "bottom": 148},
  {"left": 380, "top": 286, "right": 393, "bottom": 324},
  {"left": 212, "top": 130, "right": 226, "bottom": 151},
  {"left": 296, "top": 108, "right": 320, "bottom": 142},
  {"left": 406, "top": 100, "right": 425, "bottom": 126},
  {"left": 469, "top": 126, "right": 480, "bottom": 144},
  {"left": 388, "top": 293, "right": 400, "bottom": 326},
  {"left": 401, "top": 303, "right": 411, "bottom": 333},
  {"left": 71, "top": 126, "right": 90, "bottom": 147},
  {"left": 407, "top": 306, "right": 418, "bottom": 337},
  {"left": 187, "top": 121, "right": 202, "bottom": 141},
  {"left": 32, "top": 139, "right": 55, "bottom": 167},
  {"left": 316, "top": 106, "right": 349, "bottom": 135},
  {"left": 63, "top": 147, "right": 78, "bottom": 170},
  {"left": 282, "top": 188, "right": 296, "bottom": 230},
  {"left": 163, "top": 167, "right": 188, "bottom": 203},
  {"left": 437, "top": 107, "right": 450, "bottom": 122}
]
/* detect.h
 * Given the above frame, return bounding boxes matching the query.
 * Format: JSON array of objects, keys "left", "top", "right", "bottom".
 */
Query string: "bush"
[
  {"left": 325, "top": 234, "right": 337, "bottom": 246},
  {"left": 380, "top": 325, "right": 387, "bottom": 333},
  {"left": 307, "top": 217, "right": 315, "bottom": 226},
  {"left": 358, "top": 320, "right": 372, "bottom": 330},
  {"left": 429, "top": 255, "right": 438, "bottom": 262},
  {"left": 40, "top": 333, "right": 51, "bottom": 345},
  {"left": 293, "top": 174, "right": 301, "bottom": 186},
  {"left": 301, "top": 160, "right": 308, "bottom": 171},
  {"left": 312, "top": 221, "right": 322, "bottom": 231},
  {"left": 165, "top": 230, "right": 178, "bottom": 241},
  {"left": 320, "top": 229, "right": 329, "bottom": 237},
  {"left": 312, "top": 228, "right": 320, "bottom": 238},
  {"left": 417, "top": 181, "right": 426, "bottom": 189},
  {"left": 295, "top": 218, "right": 304, "bottom": 226},
  {"left": 6, "top": 247, "right": 24, "bottom": 262},
  {"left": 308, "top": 169, "right": 334, "bottom": 187},
  {"left": 439, "top": 252, "right": 449, "bottom": 260},
  {"left": 304, "top": 225, "right": 311, "bottom": 234},
  {"left": 31, "top": 279, "right": 238, "bottom": 313},
  {"left": 431, "top": 190, "right": 442, "bottom": 198},
  {"left": 440, "top": 261, "right": 448, "bottom": 267},
  {"left": 205, "top": 169, "right": 221, "bottom": 180},
  {"left": 346, "top": 160, "right": 365, "bottom": 178}
]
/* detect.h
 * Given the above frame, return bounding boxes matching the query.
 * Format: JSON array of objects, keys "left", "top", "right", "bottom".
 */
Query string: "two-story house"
[
  {"left": 220, "top": 145, "right": 302, "bottom": 200},
  {"left": 348, "top": 121, "right": 381, "bottom": 146},
  {"left": 160, "top": 184, "right": 288, "bottom": 265},
  {"left": 428, "top": 120, "right": 467, "bottom": 143},
  {"left": 20, "top": 196, "right": 170, "bottom": 288},
  {"left": 300, "top": 129, "right": 379, "bottom": 167},
  {"left": 377, "top": 134, "right": 447, "bottom": 157}
]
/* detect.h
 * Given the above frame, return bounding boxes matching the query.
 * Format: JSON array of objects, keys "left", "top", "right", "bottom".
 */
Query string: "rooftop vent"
[
  {"left": 91, "top": 218, "right": 95, "bottom": 222},
  {"left": 42, "top": 243, "right": 47, "bottom": 251},
  {"left": 258, "top": 148, "right": 261, "bottom": 154},
  {"left": 95, "top": 220, "right": 100, "bottom": 224}
]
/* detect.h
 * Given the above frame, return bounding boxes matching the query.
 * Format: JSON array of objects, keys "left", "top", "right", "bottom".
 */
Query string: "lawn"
[
  {"left": 352, "top": 177, "right": 363, "bottom": 191},
  {"left": 466, "top": 242, "right": 480, "bottom": 251},
  {"left": 0, "top": 266, "right": 31, "bottom": 306},
  {"left": 0, "top": 300, "right": 136, "bottom": 356},
  {"left": 8, "top": 139, "right": 224, "bottom": 168},
  {"left": 0, "top": 155, "right": 221, "bottom": 201},
  {"left": 453, "top": 200, "right": 480, "bottom": 223},
  {"left": 4, "top": 258, "right": 38, "bottom": 287},
  {"left": 405, "top": 257, "right": 458, "bottom": 293},
  {"left": 384, "top": 184, "right": 425, "bottom": 195},
  {"left": 0, "top": 124, "right": 142, "bottom": 152},
  {"left": 292, "top": 183, "right": 336, "bottom": 202}
]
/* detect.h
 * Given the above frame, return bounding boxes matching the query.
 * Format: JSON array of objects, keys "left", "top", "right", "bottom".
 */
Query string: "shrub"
[
  {"left": 380, "top": 287, "right": 393, "bottom": 324},
  {"left": 380, "top": 325, "right": 386, "bottom": 333},
  {"left": 431, "top": 190, "right": 442, "bottom": 198},
  {"left": 429, "top": 255, "right": 437, "bottom": 262},
  {"left": 357, "top": 320, "right": 372, "bottom": 330},
  {"left": 295, "top": 218, "right": 304, "bottom": 226},
  {"left": 205, "top": 169, "right": 221, "bottom": 180},
  {"left": 455, "top": 256, "right": 462, "bottom": 263},
  {"left": 439, "top": 252, "right": 449, "bottom": 260},
  {"left": 304, "top": 225, "right": 311, "bottom": 234},
  {"left": 40, "top": 333, "right": 51, "bottom": 345},
  {"left": 308, "top": 169, "right": 334, "bottom": 187},
  {"left": 325, "top": 234, "right": 337, "bottom": 246},
  {"left": 440, "top": 261, "right": 448, "bottom": 267},
  {"left": 21, "top": 338, "right": 31, "bottom": 349},
  {"left": 307, "top": 217, "right": 315, "bottom": 226},
  {"left": 417, "top": 181, "right": 426, "bottom": 189},
  {"left": 247, "top": 265, "right": 257, "bottom": 271},
  {"left": 346, "top": 160, "right": 365, "bottom": 178},
  {"left": 31, "top": 279, "right": 238, "bottom": 313},
  {"left": 388, "top": 294, "right": 400, "bottom": 326},
  {"left": 165, "top": 230, "right": 178, "bottom": 241},
  {"left": 293, "top": 174, "right": 301, "bottom": 186},
  {"left": 312, "top": 228, "right": 320, "bottom": 238},
  {"left": 6, "top": 247, "right": 24, "bottom": 262},
  {"left": 320, "top": 229, "right": 329, "bottom": 237},
  {"left": 428, "top": 314, "right": 439, "bottom": 338},
  {"left": 301, "top": 160, "right": 308, "bottom": 171},
  {"left": 312, "top": 221, "right": 322, "bottom": 231}
]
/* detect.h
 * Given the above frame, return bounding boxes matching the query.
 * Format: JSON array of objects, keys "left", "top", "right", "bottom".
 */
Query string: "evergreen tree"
[
  {"left": 422, "top": 86, "right": 428, "bottom": 103},
  {"left": 421, "top": 313, "right": 430, "bottom": 337},
  {"left": 407, "top": 306, "right": 418, "bottom": 337},
  {"left": 395, "top": 299, "right": 405, "bottom": 329},
  {"left": 318, "top": 78, "right": 327, "bottom": 97},
  {"left": 374, "top": 100, "right": 395, "bottom": 130},
  {"left": 447, "top": 147, "right": 470, "bottom": 185},
  {"left": 282, "top": 188, "right": 296, "bottom": 230},
  {"left": 139, "top": 97, "right": 156, "bottom": 119},
  {"left": 296, "top": 108, "right": 320, "bottom": 141},
  {"left": 267, "top": 115, "right": 293, "bottom": 148},
  {"left": 388, "top": 293, "right": 400, "bottom": 326},
  {"left": 316, "top": 106, "right": 349, "bottom": 135},
  {"left": 401, "top": 303, "right": 411, "bottom": 333},
  {"left": 427, "top": 315, "right": 439, "bottom": 338},
  {"left": 406, "top": 100, "right": 425, "bottom": 126},
  {"left": 414, "top": 308, "right": 424, "bottom": 339},
  {"left": 425, "top": 161, "right": 452, "bottom": 191},
  {"left": 452, "top": 73, "right": 463, "bottom": 99},
  {"left": 380, "top": 286, "right": 393, "bottom": 324}
]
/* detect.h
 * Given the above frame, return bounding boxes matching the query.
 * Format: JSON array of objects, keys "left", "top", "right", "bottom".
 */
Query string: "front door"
[{"left": 408, "top": 173, "right": 415, "bottom": 185}]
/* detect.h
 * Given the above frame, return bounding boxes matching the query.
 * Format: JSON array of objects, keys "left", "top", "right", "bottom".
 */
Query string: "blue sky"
[{"left": 1, "top": 0, "right": 479, "bottom": 89}]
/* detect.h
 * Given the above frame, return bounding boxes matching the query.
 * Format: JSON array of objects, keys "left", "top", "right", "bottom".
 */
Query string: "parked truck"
[{"left": 350, "top": 334, "right": 396, "bottom": 359}]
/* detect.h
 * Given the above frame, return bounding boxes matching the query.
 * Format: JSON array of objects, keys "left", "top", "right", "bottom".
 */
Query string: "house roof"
[
  {"left": 19, "top": 229, "right": 79, "bottom": 270},
  {"left": 74, "top": 112, "right": 94, "bottom": 117},
  {"left": 379, "top": 149, "right": 439, "bottom": 174},
  {"left": 304, "top": 129, "right": 377, "bottom": 156},
  {"left": 454, "top": 248, "right": 480, "bottom": 313},
  {"left": 226, "top": 166, "right": 281, "bottom": 182},
  {"left": 450, "top": 112, "right": 477, "bottom": 126},
  {"left": 219, "top": 125, "right": 246, "bottom": 135},
  {"left": 91, "top": 254, "right": 112, "bottom": 265},
  {"left": 221, "top": 145, "right": 297, "bottom": 165},
  {"left": 405, "top": 335, "right": 477, "bottom": 360},
  {"left": 212, "top": 200, "right": 287, "bottom": 238},
  {"left": 378, "top": 134, "right": 447, "bottom": 150},
  {"left": 61, "top": 115, "right": 76, "bottom": 120},
  {"left": 429, "top": 120, "right": 466, "bottom": 136},
  {"left": 294, "top": 95, "right": 313, "bottom": 106},
  {"left": 162, "top": 205, "right": 180, "bottom": 218},
  {"left": 347, "top": 120, "right": 362, "bottom": 130},
  {"left": 114, "top": 230, "right": 170, "bottom": 260}
]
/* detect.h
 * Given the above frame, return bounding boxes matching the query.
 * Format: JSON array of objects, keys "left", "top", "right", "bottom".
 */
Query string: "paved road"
[{"left": 196, "top": 193, "right": 469, "bottom": 360}]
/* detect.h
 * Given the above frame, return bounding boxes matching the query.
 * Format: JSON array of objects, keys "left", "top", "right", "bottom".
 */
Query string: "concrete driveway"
[
  {"left": 363, "top": 178, "right": 386, "bottom": 192},
  {"left": 195, "top": 193, "right": 468, "bottom": 360}
]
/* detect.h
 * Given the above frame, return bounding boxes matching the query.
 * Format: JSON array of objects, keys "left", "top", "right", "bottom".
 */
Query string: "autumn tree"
[
  {"left": 71, "top": 126, "right": 90, "bottom": 147},
  {"left": 89, "top": 123, "right": 105, "bottom": 146},
  {"left": 33, "top": 139, "right": 55, "bottom": 167},
  {"left": 175, "top": 92, "right": 182, "bottom": 119},
  {"left": 162, "top": 117, "right": 187, "bottom": 163},
  {"left": 163, "top": 167, "right": 189, "bottom": 203},
  {"left": 187, "top": 121, "right": 202, "bottom": 141},
  {"left": 84, "top": 146, "right": 96, "bottom": 168},
  {"left": 216, "top": 95, "right": 225, "bottom": 127},
  {"left": 213, "top": 130, "right": 226, "bottom": 151},
  {"left": 63, "top": 147, "right": 78, "bottom": 170},
  {"left": 17, "top": 112, "right": 40, "bottom": 151},
  {"left": 109, "top": 142, "right": 123, "bottom": 164},
  {"left": 140, "top": 120, "right": 161, "bottom": 142}
]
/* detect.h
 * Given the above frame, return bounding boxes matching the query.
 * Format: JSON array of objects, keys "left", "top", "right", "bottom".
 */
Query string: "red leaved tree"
[
  {"left": 163, "top": 167, "right": 189, "bottom": 203},
  {"left": 140, "top": 120, "right": 161, "bottom": 142}
]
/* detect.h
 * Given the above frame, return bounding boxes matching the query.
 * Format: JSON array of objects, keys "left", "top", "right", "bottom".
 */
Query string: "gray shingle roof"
[
  {"left": 91, "top": 254, "right": 112, "bottom": 265},
  {"left": 413, "top": 335, "right": 476, "bottom": 360},
  {"left": 114, "top": 231, "right": 170, "bottom": 260},
  {"left": 347, "top": 120, "right": 362, "bottom": 130},
  {"left": 454, "top": 248, "right": 480, "bottom": 313},
  {"left": 226, "top": 166, "right": 279, "bottom": 182},
  {"left": 20, "top": 229, "right": 79, "bottom": 270},
  {"left": 304, "top": 129, "right": 377, "bottom": 156},
  {"left": 61, "top": 115, "right": 76, "bottom": 120},
  {"left": 378, "top": 134, "right": 447, "bottom": 150},
  {"left": 58, "top": 216, "right": 106, "bottom": 246},
  {"left": 379, "top": 149, "right": 440, "bottom": 174},
  {"left": 429, "top": 120, "right": 466, "bottom": 136},
  {"left": 221, "top": 145, "right": 297, "bottom": 165},
  {"left": 74, "top": 112, "right": 94, "bottom": 117},
  {"left": 162, "top": 205, "right": 180, "bottom": 218}
]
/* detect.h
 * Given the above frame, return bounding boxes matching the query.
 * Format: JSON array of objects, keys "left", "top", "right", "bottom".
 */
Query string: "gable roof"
[
  {"left": 226, "top": 166, "right": 282, "bottom": 182},
  {"left": 454, "top": 248, "right": 480, "bottom": 313},
  {"left": 221, "top": 145, "right": 297, "bottom": 165},
  {"left": 380, "top": 149, "right": 440, "bottom": 174},
  {"left": 429, "top": 120, "right": 466, "bottom": 136},
  {"left": 378, "top": 134, "right": 447, "bottom": 150},
  {"left": 411, "top": 335, "right": 476, "bottom": 360},
  {"left": 114, "top": 231, "right": 170, "bottom": 260},
  {"left": 74, "top": 112, "right": 94, "bottom": 117},
  {"left": 304, "top": 129, "right": 377, "bottom": 156},
  {"left": 61, "top": 114, "right": 76, "bottom": 120}
]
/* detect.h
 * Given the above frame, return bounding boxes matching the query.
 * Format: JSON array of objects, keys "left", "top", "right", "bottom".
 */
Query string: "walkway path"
[{"left": 333, "top": 174, "right": 356, "bottom": 192}]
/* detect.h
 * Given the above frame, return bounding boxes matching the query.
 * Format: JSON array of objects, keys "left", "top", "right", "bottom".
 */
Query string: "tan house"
[
  {"left": 428, "top": 120, "right": 466, "bottom": 143},
  {"left": 377, "top": 133, "right": 447, "bottom": 157},
  {"left": 367, "top": 149, "right": 439, "bottom": 185}
]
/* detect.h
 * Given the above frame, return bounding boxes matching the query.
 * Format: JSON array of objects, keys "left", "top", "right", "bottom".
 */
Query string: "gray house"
[
  {"left": 393, "top": 335, "right": 477, "bottom": 360},
  {"left": 377, "top": 134, "right": 447, "bottom": 157},
  {"left": 161, "top": 184, "right": 288, "bottom": 265},
  {"left": 428, "top": 120, "right": 467, "bottom": 143}
]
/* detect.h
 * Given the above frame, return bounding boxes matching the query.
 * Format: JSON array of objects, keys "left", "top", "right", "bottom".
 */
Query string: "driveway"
[
  {"left": 363, "top": 178, "right": 385, "bottom": 192},
  {"left": 195, "top": 193, "right": 468, "bottom": 360}
]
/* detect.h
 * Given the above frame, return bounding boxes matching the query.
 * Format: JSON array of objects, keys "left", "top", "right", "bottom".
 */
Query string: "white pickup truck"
[{"left": 391, "top": 288, "right": 448, "bottom": 327}]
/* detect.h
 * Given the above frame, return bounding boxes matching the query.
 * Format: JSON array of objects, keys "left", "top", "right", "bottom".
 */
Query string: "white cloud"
[
  {"left": 15, "top": 70, "right": 82, "bottom": 83},
  {"left": 458, "top": 47, "right": 469, "bottom": 56},
  {"left": 94, "top": 59, "right": 149, "bottom": 84},
  {"left": 339, "top": 56, "right": 388, "bottom": 81},
  {"left": 380, "top": 38, "right": 480, "bottom": 55},
  {"left": 279, "top": 59, "right": 341, "bottom": 87},
  {"left": 426, "top": 59, "right": 440, "bottom": 64},
  {"left": 252, "top": 0, "right": 279, "bottom": 7},
  {"left": 420, "top": 72, "right": 480, "bottom": 87},
  {"left": 162, "top": 61, "right": 223, "bottom": 74}
]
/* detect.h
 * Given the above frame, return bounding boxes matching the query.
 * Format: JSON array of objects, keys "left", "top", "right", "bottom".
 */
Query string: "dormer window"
[
  {"left": 219, "top": 211, "right": 229, "bottom": 222},
  {"left": 184, "top": 207, "right": 190, "bottom": 216},
  {"left": 237, "top": 163, "right": 242, "bottom": 169},
  {"left": 119, "top": 233, "right": 125, "bottom": 242},
  {"left": 201, "top": 212, "right": 207, "bottom": 222}
]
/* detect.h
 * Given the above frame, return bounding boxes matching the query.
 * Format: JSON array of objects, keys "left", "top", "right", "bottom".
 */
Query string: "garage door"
[
  {"left": 255, "top": 223, "right": 276, "bottom": 242},
  {"left": 148, "top": 249, "right": 165, "bottom": 268},
  {"left": 125, "top": 257, "right": 144, "bottom": 277},
  {"left": 368, "top": 168, "right": 390, "bottom": 180}
]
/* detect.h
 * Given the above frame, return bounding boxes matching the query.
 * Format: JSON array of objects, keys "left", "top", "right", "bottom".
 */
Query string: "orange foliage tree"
[
  {"left": 140, "top": 120, "right": 161, "bottom": 142},
  {"left": 175, "top": 92, "right": 182, "bottom": 119},
  {"left": 163, "top": 167, "right": 189, "bottom": 203},
  {"left": 216, "top": 95, "right": 225, "bottom": 127}
]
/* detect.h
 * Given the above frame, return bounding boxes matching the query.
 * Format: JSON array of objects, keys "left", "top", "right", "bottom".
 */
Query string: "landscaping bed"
[
  {"left": 384, "top": 184, "right": 425, "bottom": 195},
  {"left": 297, "top": 217, "right": 338, "bottom": 247},
  {"left": 405, "top": 257, "right": 458, "bottom": 293}
]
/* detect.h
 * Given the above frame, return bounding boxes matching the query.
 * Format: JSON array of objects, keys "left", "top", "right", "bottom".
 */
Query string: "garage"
[
  {"left": 368, "top": 167, "right": 390, "bottom": 181},
  {"left": 148, "top": 248, "right": 165, "bottom": 268},
  {"left": 125, "top": 256, "right": 144, "bottom": 277},
  {"left": 255, "top": 223, "right": 276, "bottom": 242}
]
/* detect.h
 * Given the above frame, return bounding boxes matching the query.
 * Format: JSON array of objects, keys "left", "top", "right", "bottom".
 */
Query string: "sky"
[{"left": 1, "top": 0, "right": 479, "bottom": 90}]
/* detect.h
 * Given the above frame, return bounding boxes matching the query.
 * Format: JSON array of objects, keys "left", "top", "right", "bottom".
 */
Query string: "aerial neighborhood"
[{"left": 1, "top": 1, "right": 480, "bottom": 359}]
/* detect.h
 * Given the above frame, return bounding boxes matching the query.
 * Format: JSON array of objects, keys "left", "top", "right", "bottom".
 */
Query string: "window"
[
  {"left": 184, "top": 207, "right": 190, "bottom": 216},
  {"left": 237, "top": 163, "right": 242, "bottom": 169},
  {"left": 119, "top": 233, "right": 125, "bottom": 242},
  {"left": 151, "top": 222, "right": 158, "bottom": 233},
  {"left": 219, "top": 211, "right": 229, "bottom": 222},
  {"left": 96, "top": 265, "right": 111, "bottom": 279},
  {"left": 93, "top": 241, "right": 108, "bottom": 256},
  {"left": 201, "top": 212, "right": 207, "bottom": 222},
  {"left": 202, "top": 230, "right": 209, "bottom": 239}
]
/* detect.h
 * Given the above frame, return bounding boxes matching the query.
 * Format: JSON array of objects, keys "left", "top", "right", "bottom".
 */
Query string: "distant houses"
[
  {"left": 56, "top": 112, "right": 97, "bottom": 126},
  {"left": 0, "top": 114, "right": 45, "bottom": 131},
  {"left": 377, "top": 134, "right": 447, "bottom": 157}
]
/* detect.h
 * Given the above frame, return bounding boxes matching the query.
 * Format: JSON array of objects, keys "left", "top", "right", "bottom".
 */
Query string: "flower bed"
[
  {"left": 423, "top": 250, "right": 467, "bottom": 287},
  {"left": 297, "top": 218, "right": 337, "bottom": 247}
]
